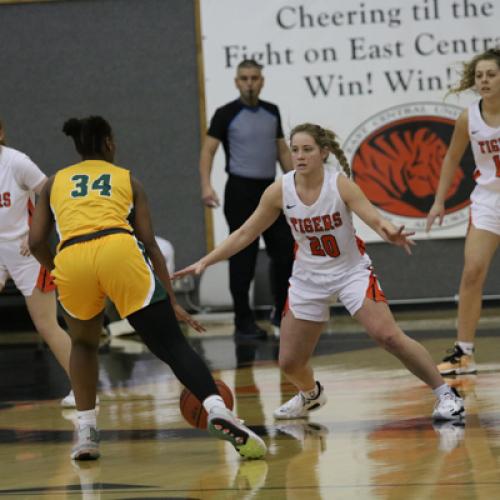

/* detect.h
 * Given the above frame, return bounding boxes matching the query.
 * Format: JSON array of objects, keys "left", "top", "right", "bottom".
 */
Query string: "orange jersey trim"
[{"left": 365, "top": 267, "right": 386, "bottom": 303}]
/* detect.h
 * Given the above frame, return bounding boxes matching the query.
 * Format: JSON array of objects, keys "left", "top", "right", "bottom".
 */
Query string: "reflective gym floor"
[{"left": 0, "top": 307, "right": 499, "bottom": 499}]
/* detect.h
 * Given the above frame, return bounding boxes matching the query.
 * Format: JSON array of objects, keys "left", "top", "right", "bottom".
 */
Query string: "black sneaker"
[
  {"left": 437, "top": 344, "right": 476, "bottom": 375},
  {"left": 234, "top": 322, "right": 268, "bottom": 341}
]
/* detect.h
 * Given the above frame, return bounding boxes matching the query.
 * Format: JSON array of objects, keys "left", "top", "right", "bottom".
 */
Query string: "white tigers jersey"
[
  {"left": 282, "top": 166, "right": 371, "bottom": 280},
  {"left": 469, "top": 100, "right": 500, "bottom": 192},
  {"left": 0, "top": 146, "right": 46, "bottom": 241}
]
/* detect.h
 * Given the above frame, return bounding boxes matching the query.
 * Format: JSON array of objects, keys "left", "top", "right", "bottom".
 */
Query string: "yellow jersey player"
[{"left": 29, "top": 116, "right": 266, "bottom": 461}]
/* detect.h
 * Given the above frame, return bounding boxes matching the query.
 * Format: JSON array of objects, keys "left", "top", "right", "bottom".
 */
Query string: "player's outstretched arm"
[
  {"left": 426, "top": 110, "right": 469, "bottom": 232},
  {"left": 174, "top": 181, "right": 283, "bottom": 278}
]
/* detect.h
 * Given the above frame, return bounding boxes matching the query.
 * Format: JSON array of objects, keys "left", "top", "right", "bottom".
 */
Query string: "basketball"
[{"left": 180, "top": 380, "right": 234, "bottom": 429}]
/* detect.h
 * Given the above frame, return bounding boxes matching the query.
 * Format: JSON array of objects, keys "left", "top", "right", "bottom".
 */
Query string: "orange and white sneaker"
[
  {"left": 437, "top": 344, "right": 477, "bottom": 375},
  {"left": 432, "top": 387, "right": 465, "bottom": 421}
]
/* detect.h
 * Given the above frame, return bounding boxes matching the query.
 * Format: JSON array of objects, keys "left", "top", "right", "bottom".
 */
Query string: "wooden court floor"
[{"left": 0, "top": 310, "right": 499, "bottom": 499}]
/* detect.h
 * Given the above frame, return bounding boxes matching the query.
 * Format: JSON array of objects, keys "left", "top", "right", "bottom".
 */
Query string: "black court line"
[
  {"left": 1, "top": 412, "right": 499, "bottom": 445},
  {"left": 1, "top": 481, "right": 500, "bottom": 497}
]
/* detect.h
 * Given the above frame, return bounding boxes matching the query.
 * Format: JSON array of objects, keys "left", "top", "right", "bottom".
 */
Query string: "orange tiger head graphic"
[{"left": 352, "top": 116, "right": 474, "bottom": 217}]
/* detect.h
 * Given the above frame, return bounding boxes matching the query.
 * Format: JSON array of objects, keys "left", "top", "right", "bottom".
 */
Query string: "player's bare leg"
[
  {"left": 25, "top": 288, "right": 71, "bottom": 375},
  {"left": 273, "top": 312, "right": 327, "bottom": 419}
]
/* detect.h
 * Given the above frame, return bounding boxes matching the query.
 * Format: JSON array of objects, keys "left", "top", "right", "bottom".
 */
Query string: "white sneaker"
[
  {"left": 61, "top": 390, "right": 100, "bottom": 408},
  {"left": 207, "top": 407, "right": 267, "bottom": 459},
  {"left": 432, "top": 387, "right": 465, "bottom": 421},
  {"left": 71, "top": 425, "right": 100, "bottom": 461},
  {"left": 273, "top": 382, "right": 327, "bottom": 419}
]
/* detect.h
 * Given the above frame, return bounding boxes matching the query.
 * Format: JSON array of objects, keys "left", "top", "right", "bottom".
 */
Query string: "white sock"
[
  {"left": 202, "top": 395, "right": 225, "bottom": 413},
  {"left": 77, "top": 409, "right": 97, "bottom": 428},
  {"left": 300, "top": 383, "right": 319, "bottom": 400},
  {"left": 433, "top": 384, "right": 453, "bottom": 399},
  {"left": 457, "top": 341, "right": 474, "bottom": 356}
]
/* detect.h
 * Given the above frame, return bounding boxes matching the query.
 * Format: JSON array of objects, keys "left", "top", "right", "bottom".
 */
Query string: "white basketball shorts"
[
  {"left": 0, "top": 238, "right": 40, "bottom": 296},
  {"left": 470, "top": 186, "right": 500, "bottom": 236},
  {"left": 287, "top": 262, "right": 386, "bottom": 322}
]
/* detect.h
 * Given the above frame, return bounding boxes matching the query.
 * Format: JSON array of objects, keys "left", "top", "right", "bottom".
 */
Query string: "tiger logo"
[{"left": 344, "top": 103, "right": 475, "bottom": 231}]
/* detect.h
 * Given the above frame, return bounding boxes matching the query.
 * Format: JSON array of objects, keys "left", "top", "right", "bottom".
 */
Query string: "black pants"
[
  {"left": 128, "top": 300, "right": 218, "bottom": 402},
  {"left": 223, "top": 174, "right": 294, "bottom": 328}
]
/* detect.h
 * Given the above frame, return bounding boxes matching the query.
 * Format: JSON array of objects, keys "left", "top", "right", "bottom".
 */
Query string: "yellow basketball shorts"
[{"left": 52, "top": 233, "right": 166, "bottom": 320}]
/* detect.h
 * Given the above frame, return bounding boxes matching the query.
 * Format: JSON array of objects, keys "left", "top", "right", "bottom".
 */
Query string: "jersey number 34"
[{"left": 70, "top": 174, "right": 112, "bottom": 198}]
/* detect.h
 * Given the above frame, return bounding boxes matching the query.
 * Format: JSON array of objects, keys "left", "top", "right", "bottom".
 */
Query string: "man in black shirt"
[{"left": 199, "top": 59, "right": 294, "bottom": 340}]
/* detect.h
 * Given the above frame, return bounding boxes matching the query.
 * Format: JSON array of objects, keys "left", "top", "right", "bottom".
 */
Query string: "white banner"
[{"left": 200, "top": 0, "right": 499, "bottom": 244}]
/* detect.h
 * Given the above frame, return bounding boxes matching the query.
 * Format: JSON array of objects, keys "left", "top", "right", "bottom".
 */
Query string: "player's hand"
[
  {"left": 19, "top": 235, "right": 31, "bottom": 256},
  {"left": 172, "top": 303, "right": 206, "bottom": 333},
  {"left": 201, "top": 186, "right": 220, "bottom": 208},
  {"left": 426, "top": 201, "right": 445, "bottom": 232},
  {"left": 173, "top": 260, "right": 207, "bottom": 279},
  {"left": 381, "top": 224, "right": 416, "bottom": 255}
]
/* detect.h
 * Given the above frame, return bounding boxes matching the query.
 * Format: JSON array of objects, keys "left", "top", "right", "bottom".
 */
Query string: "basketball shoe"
[
  {"left": 432, "top": 387, "right": 465, "bottom": 421},
  {"left": 71, "top": 425, "right": 100, "bottom": 461},
  {"left": 207, "top": 407, "right": 267, "bottom": 459},
  {"left": 273, "top": 382, "right": 327, "bottom": 419},
  {"left": 437, "top": 344, "right": 477, "bottom": 375}
]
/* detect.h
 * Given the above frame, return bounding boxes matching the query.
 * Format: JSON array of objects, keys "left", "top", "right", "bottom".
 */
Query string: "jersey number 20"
[{"left": 307, "top": 234, "right": 341, "bottom": 258}]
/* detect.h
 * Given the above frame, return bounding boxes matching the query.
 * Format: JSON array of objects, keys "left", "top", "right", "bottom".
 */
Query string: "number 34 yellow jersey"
[{"left": 50, "top": 160, "right": 133, "bottom": 247}]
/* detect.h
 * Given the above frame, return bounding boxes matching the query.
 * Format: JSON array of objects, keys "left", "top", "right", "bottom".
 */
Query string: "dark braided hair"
[
  {"left": 290, "top": 123, "right": 351, "bottom": 177},
  {"left": 62, "top": 116, "right": 112, "bottom": 156}
]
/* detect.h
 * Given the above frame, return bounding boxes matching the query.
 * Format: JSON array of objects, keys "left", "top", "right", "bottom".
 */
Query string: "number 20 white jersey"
[
  {"left": 469, "top": 100, "right": 500, "bottom": 193},
  {"left": 282, "top": 166, "right": 371, "bottom": 281}
]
